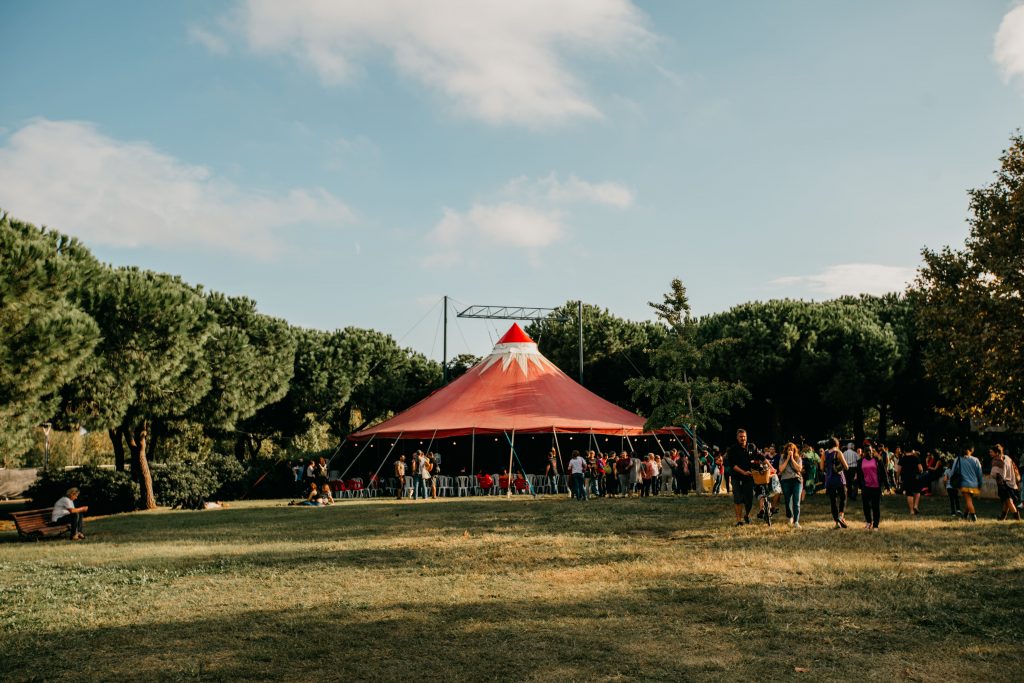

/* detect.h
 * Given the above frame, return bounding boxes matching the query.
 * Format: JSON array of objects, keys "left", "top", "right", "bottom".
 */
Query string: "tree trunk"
[
  {"left": 853, "top": 405, "right": 865, "bottom": 446},
  {"left": 877, "top": 403, "right": 889, "bottom": 444},
  {"left": 109, "top": 428, "right": 126, "bottom": 472},
  {"left": 125, "top": 421, "right": 156, "bottom": 510},
  {"left": 148, "top": 428, "right": 159, "bottom": 464},
  {"left": 234, "top": 434, "right": 247, "bottom": 462}
]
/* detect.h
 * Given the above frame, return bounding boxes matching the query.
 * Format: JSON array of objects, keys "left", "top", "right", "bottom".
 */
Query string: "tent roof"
[{"left": 352, "top": 323, "right": 669, "bottom": 439}]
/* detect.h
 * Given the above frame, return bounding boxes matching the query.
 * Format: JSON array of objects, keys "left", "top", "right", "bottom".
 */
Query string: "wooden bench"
[{"left": 10, "top": 508, "right": 70, "bottom": 541}]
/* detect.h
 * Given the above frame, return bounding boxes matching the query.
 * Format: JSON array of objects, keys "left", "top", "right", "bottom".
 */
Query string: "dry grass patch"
[{"left": 1, "top": 494, "right": 1022, "bottom": 682}]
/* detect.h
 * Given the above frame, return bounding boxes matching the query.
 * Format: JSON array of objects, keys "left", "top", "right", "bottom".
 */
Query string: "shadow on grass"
[
  {"left": 2, "top": 495, "right": 1024, "bottom": 682},
  {"left": 1, "top": 578, "right": 1016, "bottom": 683}
]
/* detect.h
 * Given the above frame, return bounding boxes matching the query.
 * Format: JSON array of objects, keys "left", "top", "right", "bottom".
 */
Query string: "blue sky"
[{"left": 1, "top": 1, "right": 1022, "bottom": 360}]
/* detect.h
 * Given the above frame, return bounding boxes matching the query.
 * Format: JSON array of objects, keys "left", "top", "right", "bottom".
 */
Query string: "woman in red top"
[
  {"left": 640, "top": 455, "right": 655, "bottom": 497},
  {"left": 476, "top": 471, "right": 493, "bottom": 495}
]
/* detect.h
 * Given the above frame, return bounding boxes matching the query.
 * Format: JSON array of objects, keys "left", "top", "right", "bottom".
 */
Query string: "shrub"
[
  {"left": 152, "top": 459, "right": 218, "bottom": 509},
  {"left": 25, "top": 466, "right": 139, "bottom": 516},
  {"left": 208, "top": 453, "right": 249, "bottom": 500}
]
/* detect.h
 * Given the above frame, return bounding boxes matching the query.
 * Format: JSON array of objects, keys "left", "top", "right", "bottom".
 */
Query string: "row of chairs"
[
  {"left": 448, "top": 474, "right": 564, "bottom": 497},
  {"left": 326, "top": 474, "right": 572, "bottom": 499}
]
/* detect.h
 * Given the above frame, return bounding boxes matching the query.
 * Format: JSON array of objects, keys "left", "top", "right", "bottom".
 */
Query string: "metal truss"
[{"left": 457, "top": 305, "right": 571, "bottom": 322}]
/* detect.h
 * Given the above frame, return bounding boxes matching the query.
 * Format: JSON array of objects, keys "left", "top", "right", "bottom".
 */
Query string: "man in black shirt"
[{"left": 727, "top": 428, "right": 757, "bottom": 525}]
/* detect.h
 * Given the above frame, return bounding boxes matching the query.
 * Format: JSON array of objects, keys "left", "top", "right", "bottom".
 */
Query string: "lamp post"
[{"left": 42, "top": 423, "right": 52, "bottom": 469}]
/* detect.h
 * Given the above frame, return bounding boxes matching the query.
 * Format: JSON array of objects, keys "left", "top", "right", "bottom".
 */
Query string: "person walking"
[
  {"left": 824, "top": 438, "right": 849, "bottom": 529},
  {"left": 990, "top": 444, "right": 1021, "bottom": 521},
  {"left": 393, "top": 455, "right": 407, "bottom": 500},
  {"left": 615, "top": 451, "right": 631, "bottom": 498},
  {"left": 843, "top": 442, "right": 860, "bottom": 503},
  {"left": 943, "top": 458, "right": 961, "bottom": 517},
  {"left": 897, "top": 449, "right": 923, "bottom": 516},
  {"left": 728, "top": 429, "right": 757, "bottom": 526},
  {"left": 544, "top": 448, "right": 560, "bottom": 494},
  {"left": 629, "top": 452, "right": 643, "bottom": 497},
  {"left": 424, "top": 452, "right": 436, "bottom": 499},
  {"left": 857, "top": 446, "right": 884, "bottom": 530},
  {"left": 411, "top": 450, "right": 424, "bottom": 500},
  {"left": 777, "top": 442, "right": 803, "bottom": 527},
  {"left": 658, "top": 453, "right": 674, "bottom": 495},
  {"left": 596, "top": 452, "right": 608, "bottom": 497},
  {"left": 677, "top": 450, "right": 692, "bottom": 496},
  {"left": 953, "top": 447, "right": 984, "bottom": 522},
  {"left": 568, "top": 450, "right": 588, "bottom": 501},
  {"left": 712, "top": 449, "right": 724, "bottom": 495}
]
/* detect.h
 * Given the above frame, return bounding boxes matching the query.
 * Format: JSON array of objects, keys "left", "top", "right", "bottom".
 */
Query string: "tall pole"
[
  {"left": 43, "top": 423, "right": 51, "bottom": 469},
  {"left": 577, "top": 299, "right": 584, "bottom": 385},
  {"left": 443, "top": 295, "right": 448, "bottom": 384},
  {"left": 684, "top": 373, "right": 701, "bottom": 494}
]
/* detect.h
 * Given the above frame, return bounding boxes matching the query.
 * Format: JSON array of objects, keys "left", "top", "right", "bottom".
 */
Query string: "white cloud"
[
  {"left": 505, "top": 172, "right": 634, "bottom": 208},
  {"left": 995, "top": 4, "right": 1024, "bottom": 82},
  {"left": 187, "top": 25, "right": 229, "bottom": 54},
  {"left": 431, "top": 203, "right": 564, "bottom": 249},
  {"left": 0, "top": 119, "right": 352, "bottom": 257},
  {"left": 772, "top": 263, "right": 916, "bottom": 298},
  {"left": 423, "top": 171, "right": 631, "bottom": 267},
  {"left": 207, "top": 0, "right": 651, "bottom": 127}
]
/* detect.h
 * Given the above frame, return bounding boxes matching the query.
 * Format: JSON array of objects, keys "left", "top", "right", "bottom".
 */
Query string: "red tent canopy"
[{"left": 352, "top": 323, "right": 675, "bottom": 440}]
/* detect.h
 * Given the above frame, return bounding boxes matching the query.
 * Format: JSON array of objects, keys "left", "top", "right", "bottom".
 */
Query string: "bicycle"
[{"left": 752, "top": 467, "right": 773, "bottom": 526}]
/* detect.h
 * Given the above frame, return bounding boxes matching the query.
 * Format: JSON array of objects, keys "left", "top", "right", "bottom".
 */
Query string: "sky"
[{"left": 1, "top": 1, "right": 1022, "bottom": 362}]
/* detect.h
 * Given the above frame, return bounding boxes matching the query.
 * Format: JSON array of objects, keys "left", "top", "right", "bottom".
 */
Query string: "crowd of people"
[
  {"left": 719, "top": 429, "right": 1021, "bottom": 529},
  {"left": 280, "top": 431, "right": 1022, "bottom": 530}
]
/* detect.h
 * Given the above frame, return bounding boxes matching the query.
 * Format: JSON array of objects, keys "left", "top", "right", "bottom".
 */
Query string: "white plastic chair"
[
  {"left": 455, "top": 476, "right": 472, "bottom": 497},
  {"left": 436, "top": 476, "right": 454, "bottom": 497}
]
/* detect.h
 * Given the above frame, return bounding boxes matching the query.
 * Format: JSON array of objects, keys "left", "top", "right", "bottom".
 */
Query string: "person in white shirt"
[
  {"left": 568, "top": 450, "right": 588, "bottom": 501},
  {"left": 52, "top": 487, "right": 88, "bottom": 540},
  {"left": 844, "top": 443, "right": 860, "bottom": 502}
]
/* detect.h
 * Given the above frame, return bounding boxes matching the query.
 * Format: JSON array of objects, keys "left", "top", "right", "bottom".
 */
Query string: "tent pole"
[
  {"left": 552, "top": 427, "right": 566, "bottom": 497},
  {"left": 504, "top": 431, "right": 536, "bottom": 497},
  {"left": 651, "top": 432, "right": 668, "bottom": 456},
  {"left": 470, "top": 427, "right": 476, "bottom": 476},
  {"left": 337, "top": 434, "right": 376, "bottom": 481},
  {"left": 369, "top": 431, "right": 404, "bottom": 495},
  {"left": 506, "top": 429, "right": 515, "bottom": 499}
]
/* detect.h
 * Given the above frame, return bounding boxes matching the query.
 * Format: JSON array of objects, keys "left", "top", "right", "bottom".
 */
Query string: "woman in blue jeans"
[{"left": 777, "top": 442, "right": 803, "bottom": 527}]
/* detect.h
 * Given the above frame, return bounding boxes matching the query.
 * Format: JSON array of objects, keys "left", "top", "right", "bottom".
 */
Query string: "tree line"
[
  {"left": 4, "top": 133, "right": 1021, "bottom": 508},
  {"left": 531, "top": 134, "right": 1024, "bottom": 450},
  {"left": 0, "top": 215, "right": 445, "bottom": 508}
]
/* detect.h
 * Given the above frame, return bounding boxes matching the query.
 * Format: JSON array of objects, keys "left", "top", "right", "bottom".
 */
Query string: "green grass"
[{"left": 1, "top": 493, "right": 1022, "bottom": 682}]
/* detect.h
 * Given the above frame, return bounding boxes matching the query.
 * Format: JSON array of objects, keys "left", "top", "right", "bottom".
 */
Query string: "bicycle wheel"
[{"left": 763, "top": 497, "right": 772, "bottom": 526}]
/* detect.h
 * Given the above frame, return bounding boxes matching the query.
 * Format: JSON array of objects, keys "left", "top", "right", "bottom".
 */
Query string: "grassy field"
[{"left": 1, "top": 492, "right": 1022, "bottom": 683}]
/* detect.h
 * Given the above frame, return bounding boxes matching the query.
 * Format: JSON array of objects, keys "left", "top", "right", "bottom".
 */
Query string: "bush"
[
  {"left": 25, "top": 466, "right": 138, "bottom": 516},
  {"left": 152, "top": 459, "right": 218, "bottom": 509},
  {"left": 152, "top": 454, "right": 252, "bottom": 509},
  {"left": 208, "top": 453, "right": 249, "bottom": 500}
]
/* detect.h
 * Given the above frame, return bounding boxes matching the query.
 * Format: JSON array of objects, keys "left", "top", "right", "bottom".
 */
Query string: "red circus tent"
[{"left": 351, "top": 323, "right": 675, "bottom": 440}]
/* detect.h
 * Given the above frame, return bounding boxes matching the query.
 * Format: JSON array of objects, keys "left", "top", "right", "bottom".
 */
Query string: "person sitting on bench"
[{"left": 52, "top": 487, "right": 88, "bottom": 540}]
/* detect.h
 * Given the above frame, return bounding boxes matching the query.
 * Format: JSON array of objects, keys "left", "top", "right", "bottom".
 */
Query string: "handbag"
[{"left": 949, "top": 457, "right": 962, "bottom": 489}]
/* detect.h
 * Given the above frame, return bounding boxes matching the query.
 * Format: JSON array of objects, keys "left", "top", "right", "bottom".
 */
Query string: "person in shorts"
[{"left": 728, "top": 429, "right": 757, "bottom": 525}]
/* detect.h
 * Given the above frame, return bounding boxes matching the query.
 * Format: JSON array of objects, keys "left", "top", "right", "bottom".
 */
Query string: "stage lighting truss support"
[{"left": 445, "top": 300, "right": 585, "bottom": 385}]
